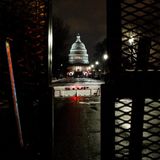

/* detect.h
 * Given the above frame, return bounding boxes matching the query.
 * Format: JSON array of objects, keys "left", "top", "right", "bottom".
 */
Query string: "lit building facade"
[{"left": 67, "top": 34, "right": 91, "bottom": 77}]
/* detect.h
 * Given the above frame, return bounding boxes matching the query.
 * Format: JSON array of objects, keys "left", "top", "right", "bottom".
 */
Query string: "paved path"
[{"left": 53, "top": 97, "right": 101, "bottom": 160}]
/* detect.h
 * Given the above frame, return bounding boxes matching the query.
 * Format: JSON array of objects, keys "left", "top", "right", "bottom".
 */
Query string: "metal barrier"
[{"left": 102, "top": 1, "right": 160, "bottom": 159}]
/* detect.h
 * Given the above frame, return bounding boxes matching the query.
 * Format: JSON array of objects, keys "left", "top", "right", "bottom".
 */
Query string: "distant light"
[
  {"left": 60, "top": 64, "right": 63, "bottom": 67},
  {"left": 91, "top": 64, "right": 94, "bottom": 68},
  {"left": 95, "top": 61, "right": 99, "bottom": 65},
  {"left": 68, "top": 72, "right": 74, "bottom": 76},
  {"left": 128, "top": 36, "right": 134, "bottom": 45},
  {"left": 69, "top": 96, "right": 80, "bottom": 102},
  {"left": 83, "top": 71, "right": 88, "bottom": 76},
  {"left": 88, "top": 66, "right": 91, "bottom": 70},
  {"left": 103, "top": 54, "right": 108, "bottom": 60},
  {"left": 76, "top": 66, "right": 82, "bottom": 71}
]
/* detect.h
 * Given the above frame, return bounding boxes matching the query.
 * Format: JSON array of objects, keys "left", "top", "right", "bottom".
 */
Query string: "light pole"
[
  {"left": 95, "top": 61, "right": 99, "bottom": 78},
  {"left": 90, "top": 64, "right": 95, "bottom": 78}
]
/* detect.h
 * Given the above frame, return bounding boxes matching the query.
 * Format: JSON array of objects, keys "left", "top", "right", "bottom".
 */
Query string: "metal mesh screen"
[
  {"left": 115, "top": 98, "right": 132, "bottom": 159},
  {"left": 121, "top": 1, "right": 160, "bottom": 158},
  {"left": 121, "top": 0, "right": 160, "bottom": 71},
  {"left": 142, "top": 98, "right": 160, "bottom": 159}
]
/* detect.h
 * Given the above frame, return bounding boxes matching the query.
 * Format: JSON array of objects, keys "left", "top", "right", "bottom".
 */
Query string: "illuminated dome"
[
  {"left": 69, "top": 34, "right": 89, "bottom": 64},
  {"left": 70, "top": 35, "right": 86, "bottom": 51}
]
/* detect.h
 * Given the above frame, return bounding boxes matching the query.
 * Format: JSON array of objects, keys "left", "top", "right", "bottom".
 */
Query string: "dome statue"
[{"left": 68, "top": 34, "right": 89, "bottom": 64}]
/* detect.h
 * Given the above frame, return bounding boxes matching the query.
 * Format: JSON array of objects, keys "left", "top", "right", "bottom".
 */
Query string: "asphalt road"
[{"left": 53, "top": 96, "right": 101, "bottom": 160}]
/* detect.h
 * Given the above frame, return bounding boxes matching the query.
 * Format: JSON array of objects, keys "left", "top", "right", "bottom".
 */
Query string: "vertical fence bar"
[
  {"left": 101, "top": 84, "right": 116, "bottom": 160},
  {"left": 101, "top": 0, "right": 121, "bottom": 159},
  {"left": 5, "top": 40, "right": 24, "bottom": 147},
  {"left": 129, "top": 95, "right": 144, "bottom": 160},
  {"left": 107, "top": 0, "right": 121, "bottom": 75},
  {"left": 48, "top": 0, "right": 53, "bottom": 87},
  {"left": 48, "top": 0, "right": 54, "bottom": 157}
]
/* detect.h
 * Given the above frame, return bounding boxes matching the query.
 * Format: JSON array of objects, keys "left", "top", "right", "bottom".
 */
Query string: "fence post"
[
  {"left": 129, "top": 94, "right": 144, "bottom": 160},
  {"left": 101, "top": 0, "right": 121, "bottom": 159},
  {"left": 101, "top": 83, "right": 116, "bottom": 159}
]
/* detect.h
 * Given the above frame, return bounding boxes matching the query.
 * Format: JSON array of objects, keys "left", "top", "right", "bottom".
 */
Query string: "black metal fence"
[{"left": 102, "top": 0, "right": 160, "bottom": 159}]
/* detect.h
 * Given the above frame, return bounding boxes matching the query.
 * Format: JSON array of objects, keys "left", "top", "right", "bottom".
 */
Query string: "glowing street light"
[
  {"left": 91, "top": 64, "right": 94, "bottom": 68},
  {"left": 103, "top": 53, "right": 108, "bottom": 60},
  {"left": 95, "top": 61, "right": 99, "bottom": 65}
]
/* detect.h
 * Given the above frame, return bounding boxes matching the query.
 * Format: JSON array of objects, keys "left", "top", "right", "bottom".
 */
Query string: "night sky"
[{"left": 53, "top": 0, "right": 106, "bottom": 57}]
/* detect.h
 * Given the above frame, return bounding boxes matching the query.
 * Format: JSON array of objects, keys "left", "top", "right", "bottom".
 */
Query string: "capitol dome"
[
  {"left": 70, "top": 35, "right": 86, "bottom": 51},
  {"left": 69, "top": 34, "right": 89, "bottom": 64}
]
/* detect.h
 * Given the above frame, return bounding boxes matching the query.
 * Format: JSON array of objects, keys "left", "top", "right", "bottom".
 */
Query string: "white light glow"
[
  {"left": 76, "top": 66, "right": 82, "bottom": 71},
  {"left": 91, "top": 64, "right": 94, "bottom": 68},
  {"left": 128, "top": 36, "right": 134, "bottom": 45},
  {"left": 95, "top": 61, "right": 99, "bottom": 65},
  {"left": 48, "top": 28, "right": 53, "bottom": 64},
  {"left": 88, "top": 66, "right": 91, "bottom": 70},
  {"left": 103, "top": 53, "right": 108, "bottom": 60},
  {"left": 68, "top": 72, "right": 74, "bottom": 76},
  {"left": 48, "top": 30, "right": 53, "bottom": 50},
  {"left": 83, "top": 71, "right": 88, "bottom": 76}
]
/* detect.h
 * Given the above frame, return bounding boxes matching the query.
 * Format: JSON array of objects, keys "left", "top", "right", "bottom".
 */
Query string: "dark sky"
[{"left": 53, "top": 0, "right": 106, "bottom": 57}]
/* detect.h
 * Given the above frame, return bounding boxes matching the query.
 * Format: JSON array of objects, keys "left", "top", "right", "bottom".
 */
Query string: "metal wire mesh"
[
  {"left": 121, "top": 1, "right": 160, "bottom": 158},
  {"left": 121, "top": 0, "right": 160, "bottom": 71},
  {"left": 115, "top": 98, "right": 132, "bottom": 159},
  {"left": 142, "top": 98, "right": 160, "bottom": 159}
]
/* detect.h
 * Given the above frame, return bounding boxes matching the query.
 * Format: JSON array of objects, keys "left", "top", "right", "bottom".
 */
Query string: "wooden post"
[{"left": 5, "top": 40, "right": 24, "bottom": 147}]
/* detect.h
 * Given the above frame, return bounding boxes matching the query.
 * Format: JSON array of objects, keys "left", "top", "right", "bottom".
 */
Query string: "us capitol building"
[
  {"left": 67, "top": 34, "right": 91, "bottom": 77},
  {"left": 53, "top": 34, "right": 104, "bottom": 98}
]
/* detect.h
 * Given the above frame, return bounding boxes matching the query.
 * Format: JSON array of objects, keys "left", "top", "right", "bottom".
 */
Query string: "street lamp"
[
  {"left": 103, "top": 53, "right": 108, "bottom": 61},
  {"left": 95, "top": 61, "right": 100, "bottom": 78},
  {"left": 95, "top": 61, "right": 99, "bottom": 65},
  {"left": 102, "top": 53, "right": 109, "bottom": 76},
  {"left": 91, "top": 64, "right": 94, "bottom": 68}
]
